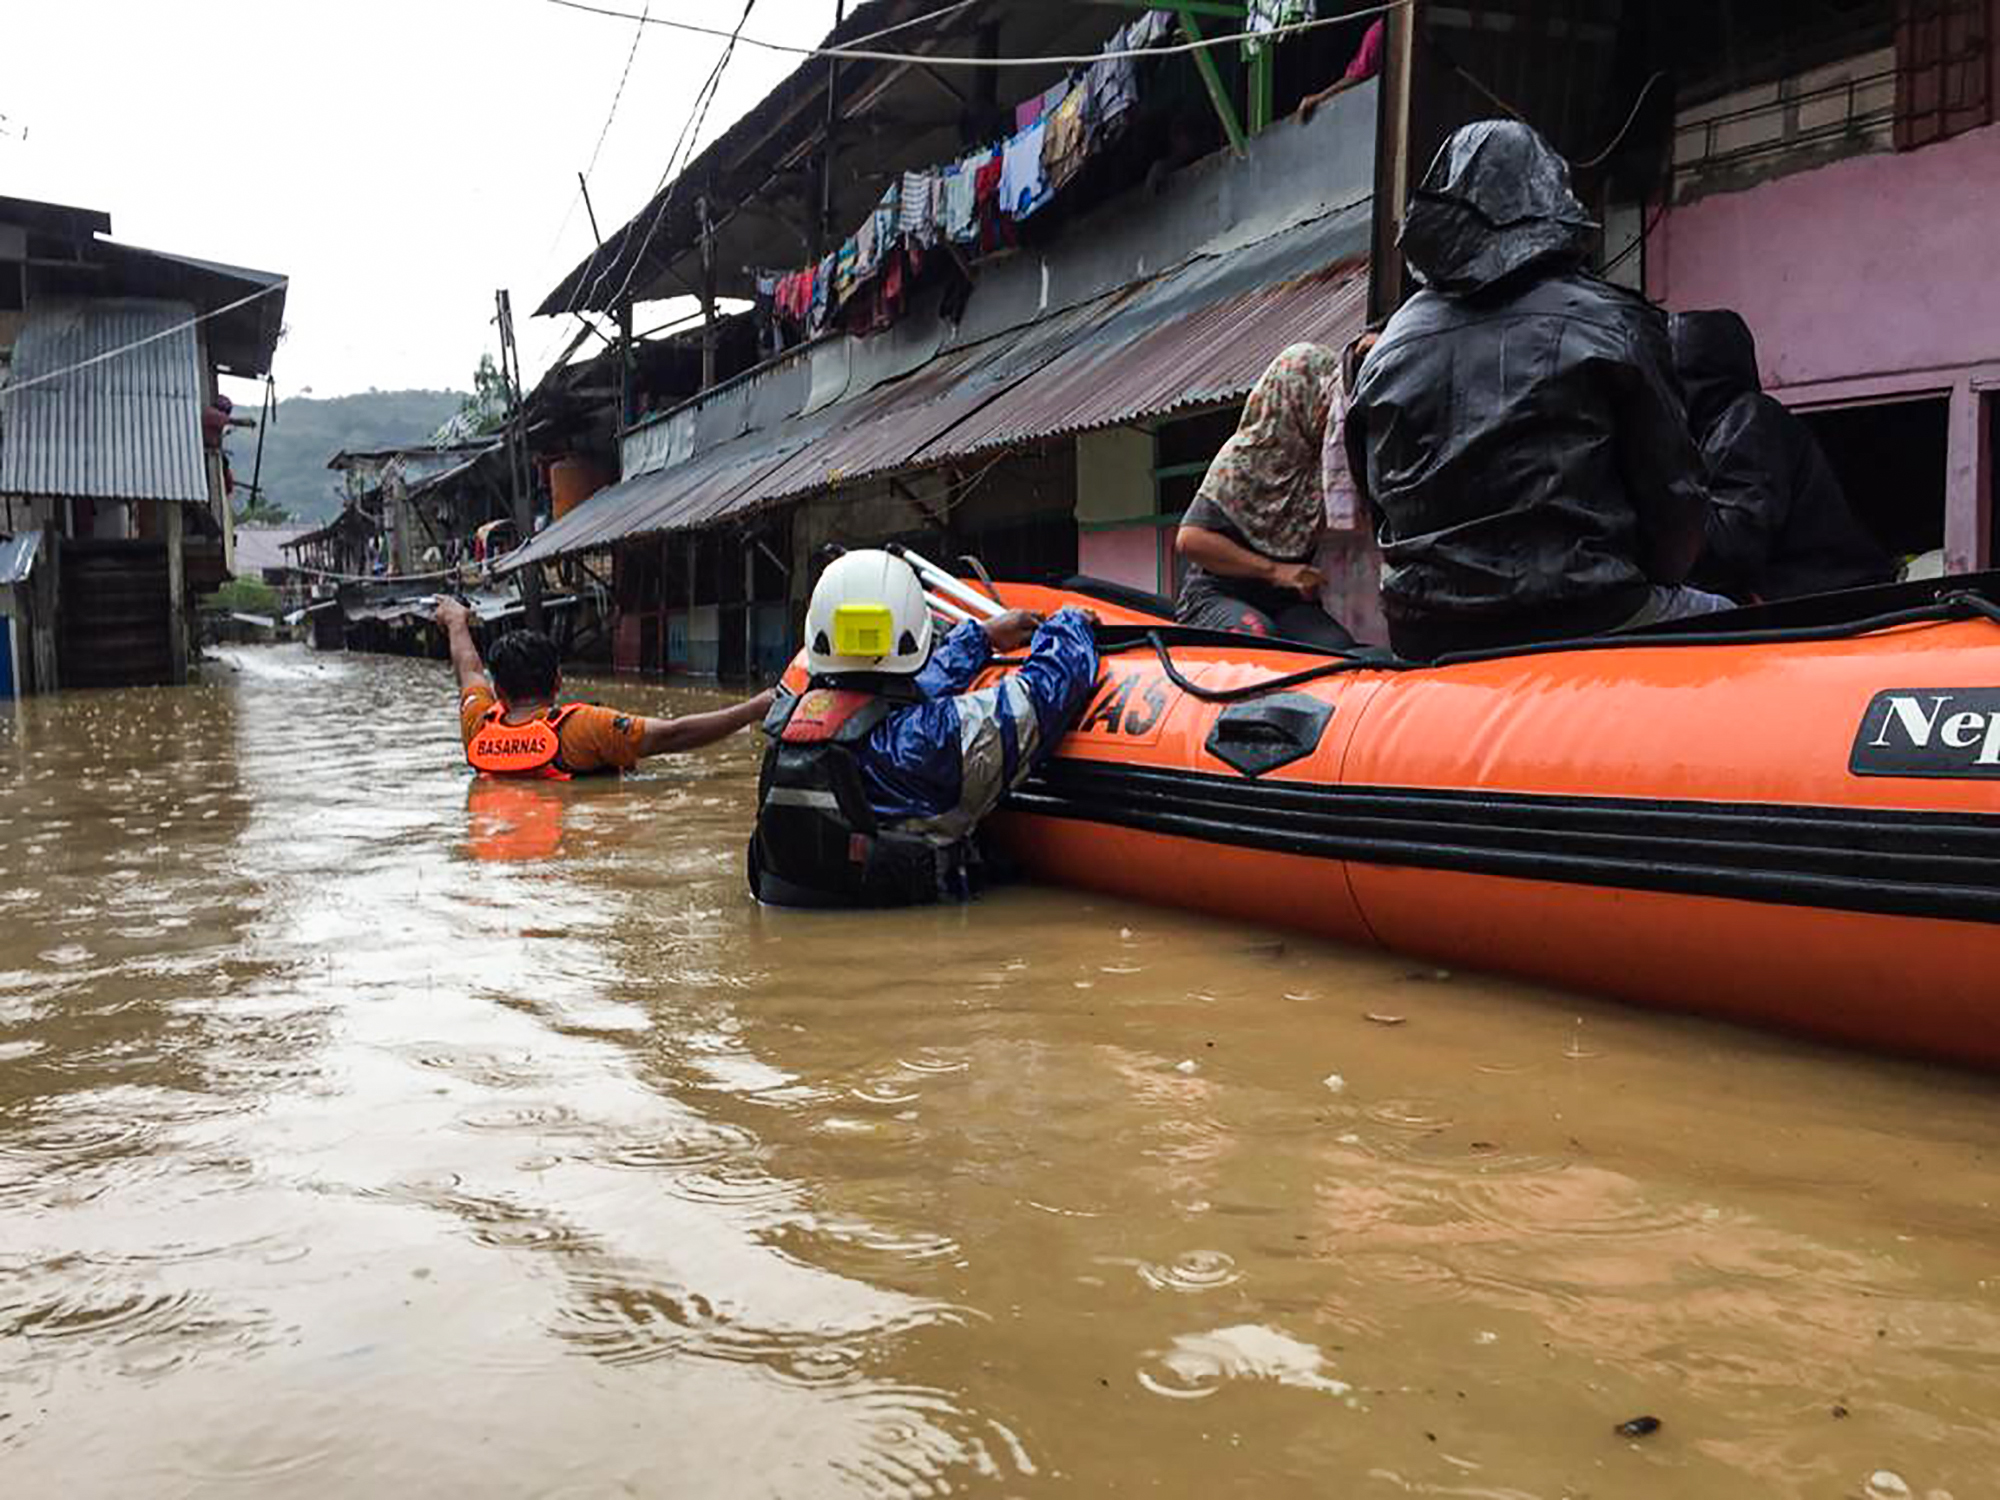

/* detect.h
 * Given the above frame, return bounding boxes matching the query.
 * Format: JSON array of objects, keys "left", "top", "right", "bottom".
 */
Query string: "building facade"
[
  {"left": 0, "top": 195, "right": 285, "bottom": 695},
  {"left": 512, "top": 0, "right": 1997, "bottom": 681},
  {"left": 511, "top": 1, "right": 1385, "bottom": 675}
]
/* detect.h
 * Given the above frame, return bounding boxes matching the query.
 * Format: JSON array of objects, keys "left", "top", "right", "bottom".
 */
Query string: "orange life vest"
[{"left": 466, "top": 702, "right": 585, "bottom": 780}]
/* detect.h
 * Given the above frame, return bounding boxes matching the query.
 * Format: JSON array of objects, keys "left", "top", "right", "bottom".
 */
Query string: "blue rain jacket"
[{"left": 857, "top": 609, "right": 1099, "bottom": 839}]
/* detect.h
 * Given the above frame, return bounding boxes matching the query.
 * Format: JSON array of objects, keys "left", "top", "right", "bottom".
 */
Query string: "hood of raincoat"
[
  {"left": 1399, "top": 120, "right": 1598, "bottom": 296},
  {"left": 1670, "top": 308, "right": 1762, "bottom": 438}
]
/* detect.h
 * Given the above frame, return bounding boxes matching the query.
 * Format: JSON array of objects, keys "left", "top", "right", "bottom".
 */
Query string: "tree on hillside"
[
  {"left": 454, "top": 354, "right": 511, "bottom": 437},
  {"left": 246, "top": 389, "right": 469, "bottom": 524}
]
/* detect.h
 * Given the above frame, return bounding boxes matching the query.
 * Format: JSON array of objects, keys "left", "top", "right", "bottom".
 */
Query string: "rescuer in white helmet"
[{"left": 750, "top": 548, "right": 1099, "bottom": 906}]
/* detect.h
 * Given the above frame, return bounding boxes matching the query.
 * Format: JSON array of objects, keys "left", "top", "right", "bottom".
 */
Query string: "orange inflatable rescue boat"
[{"left": 790, "top": 571, "right": 2000, "bottom": 1070}]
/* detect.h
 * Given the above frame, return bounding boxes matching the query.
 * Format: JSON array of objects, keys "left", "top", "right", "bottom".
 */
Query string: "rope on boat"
[{"left": 1098, "top": 588, "right": 2000, "bottom": 706}]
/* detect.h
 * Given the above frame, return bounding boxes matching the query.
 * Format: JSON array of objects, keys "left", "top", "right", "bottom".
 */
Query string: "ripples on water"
[{"left": 1, "top": 645, "right": 1997, "bottom": 1498}]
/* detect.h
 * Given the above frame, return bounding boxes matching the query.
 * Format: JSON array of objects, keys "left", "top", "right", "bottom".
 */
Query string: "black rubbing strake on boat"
[{"left": 1008, "top": 760, "right": 2000, "bottom": 925}]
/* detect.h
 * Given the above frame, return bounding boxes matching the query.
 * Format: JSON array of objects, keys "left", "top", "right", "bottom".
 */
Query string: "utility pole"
[
  {"left": 818, "top": 1, "right": 845, "bottom": 255},
  {"left": 698, "top": 190, "right": 718, "bottom": 391},
  {"left": 494, "top": 288, "right": 544, "bottom": 633},
  {"left": 581, "top": 171, "right": 636, "bottom": 427}
]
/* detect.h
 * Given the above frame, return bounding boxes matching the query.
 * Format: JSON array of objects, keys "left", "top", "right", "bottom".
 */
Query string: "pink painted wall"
[
  {"left": 1649, "top": 124, "right": 2000, "bottom": 569},
  {"left": 1649, "top": 124, "right": 2000, "bottom": 390},
  {"left": 1079, "top": 527, "right": 1162, "bottom": 595}
]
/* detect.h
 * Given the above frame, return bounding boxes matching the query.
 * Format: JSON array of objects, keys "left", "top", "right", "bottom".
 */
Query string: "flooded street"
[{"left": 3, "top": 644, "right": 1998, "bottom": 1498}]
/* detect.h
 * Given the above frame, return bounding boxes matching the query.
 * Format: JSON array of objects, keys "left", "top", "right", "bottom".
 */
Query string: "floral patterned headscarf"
[{"left": 1194, "top": 343, "right": 1341, "bottom": 559}]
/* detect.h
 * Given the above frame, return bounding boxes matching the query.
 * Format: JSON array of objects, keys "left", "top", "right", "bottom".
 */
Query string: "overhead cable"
[
  {"left": 564, "top": 13, "right": 741, "bottom": 314},
  {"left": 584, "top": 1, "right": 652, "bottom": 179},
  {"left": 577, "top": 0, "right": 761, "bottom": 318},
  {"left": 542, "top": 0, "right": 1409, "bottom": 68},
  {"left": 526, "top": 0, "right": 653, "bottom": 374},
  {"left": 539, "top": 0, "right": 968, "bottom": 350},
  {"left": 1574, "top": 71, "right": 1670, "bottom": 170},
  {"left": 0, "top": 278, "right": 289, "bottom": 398}
]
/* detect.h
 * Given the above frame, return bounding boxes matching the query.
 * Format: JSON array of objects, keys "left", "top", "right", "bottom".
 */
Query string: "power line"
[
  {"left": 524, "top": 0, "right": 652, "bottom": 375},
  {"left": 1575, "top": 71, "right": 1670, "bottom": 171},
  {"left": 534, "top": 0, "right": 980, "bottom": 362},
  {"left": 584, "top": 0, "right": 651, "bottom": 179},
  {"left": 572, "top": 0, "right": 760, "bottom": 318},
  {"left": 542, "top": 0, "right": 1404, "bottom": 315},
  {"left": 0, "top": 278, "right": 288, "bottom": 397},
  {"left": 543, "top": 0, "right": 1408, "bottom": 68}
]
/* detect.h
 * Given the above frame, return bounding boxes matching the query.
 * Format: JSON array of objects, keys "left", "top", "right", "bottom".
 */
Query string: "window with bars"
[{"left": 1895, "top": 0, "right": 1994, "bottom": 148}]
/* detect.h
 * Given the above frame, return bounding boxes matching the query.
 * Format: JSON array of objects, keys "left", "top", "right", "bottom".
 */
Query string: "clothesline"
[
  {"left": 761, "top": 8, "right": 1176, "bottom": 343},
  {"left": 543, "top": 0, "right": 1405, "bottom": 68}
]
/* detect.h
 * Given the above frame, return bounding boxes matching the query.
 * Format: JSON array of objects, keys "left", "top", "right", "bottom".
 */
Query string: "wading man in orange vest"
[{"left": 437, "top": 599, "right": 773, "bottom": 778}]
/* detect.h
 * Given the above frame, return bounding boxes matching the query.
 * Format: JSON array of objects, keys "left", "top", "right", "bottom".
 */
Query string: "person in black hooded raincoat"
[
  {"left": 1670, "top": 309, "right": 1894, "bottom": 602},
  {"left": 1345, "top": 120, "right": 1726, "bottom": 661}
]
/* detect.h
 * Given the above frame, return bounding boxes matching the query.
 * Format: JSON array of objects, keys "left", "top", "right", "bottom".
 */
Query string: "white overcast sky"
[{"left": 2, "top": 0, "right": 828, "bottom": 399}]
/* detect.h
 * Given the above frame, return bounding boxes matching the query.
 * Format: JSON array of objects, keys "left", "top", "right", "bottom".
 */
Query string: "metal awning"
[
  {"left": 504, "top": 205, "right": 1369, "bottom": 570},
  {"left": 405, "top": 445, "right": 503, "bottom": 501}
]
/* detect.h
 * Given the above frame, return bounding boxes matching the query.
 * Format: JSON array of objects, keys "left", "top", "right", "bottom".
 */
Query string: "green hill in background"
[{"left": 235, "top": 389, "right": 468, "bottom": 523}]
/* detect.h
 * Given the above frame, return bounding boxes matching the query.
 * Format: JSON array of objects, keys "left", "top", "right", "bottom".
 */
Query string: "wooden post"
[
  {"left": 698, "top": 192, "right": 718, "bottom": 392},
  {"left": 1368, "top": 0, "right": 1420, "bottom": 322},
  {"left": 249, "top": 374, "right": 273, "bottom": 510},
  {"left": 164, "top": 500, "right": 188, "bottom": 685},
  {"left": 617, "top": 300, "right": 635, "bottom": 427},
  {"left": 818, "top": 1, "right": 845, "bottom": 255},
  {"left": 742, "top": 537, "right": 756, "bottom": 682},
  {"left": 494, "top": 288, "right": 544, "bottom": 633},
  {"left": 32, "top": 525, "right": 60, "bottom": 693}
]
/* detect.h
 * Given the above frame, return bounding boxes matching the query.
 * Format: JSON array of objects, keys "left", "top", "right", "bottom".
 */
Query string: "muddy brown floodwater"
[{"left": 2, "top": 644, "right": 1997, "bottom": 1499}]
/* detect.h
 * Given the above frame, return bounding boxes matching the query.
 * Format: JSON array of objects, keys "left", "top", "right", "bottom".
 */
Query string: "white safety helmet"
[{"left": 805, "top": 548, "right": 933, "bottom": 676}]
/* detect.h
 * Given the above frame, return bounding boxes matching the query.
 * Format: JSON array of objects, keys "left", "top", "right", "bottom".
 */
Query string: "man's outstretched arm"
[
  {"left": 435, "top": 599, "right": 489, "bottom": 697},
  {"left": 635, "top": 688, "right": 777, "bottom": 758}
]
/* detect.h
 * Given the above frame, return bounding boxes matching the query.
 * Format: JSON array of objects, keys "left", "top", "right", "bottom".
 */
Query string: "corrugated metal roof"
[
  {"left": 915, "top": 259, "right": 1368, "bottom": 463},
  {"left": 404, "top": 445, "right": 503, "bottom": 501},
  {"left": 506, "top": 208, "right": 1369, "bottom": 570},
  {"left": 0, "top": 528, "right": 43, "bottom": 586},
  {"left": 287, "top": 505, "right": 380, "bottom": 551},
  {"left": 0, "top": 298, "right": 208, "bottom": 504}
]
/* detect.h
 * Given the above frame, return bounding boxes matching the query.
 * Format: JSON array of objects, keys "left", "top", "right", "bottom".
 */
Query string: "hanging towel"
[
  {"left": 944, "top": 152, "right": 986, "bottom": 244},
  {"left": 1042, "top": 81, "right": 1091, "bottom": 193},
  {"left": 900, "top": 170, "right": 935, "bottom": 241},
  {"left": 1000, "top": 118, "right": 1051, "bottom": 220}
]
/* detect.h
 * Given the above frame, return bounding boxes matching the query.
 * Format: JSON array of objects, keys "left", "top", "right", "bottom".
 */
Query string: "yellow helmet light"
[{"left": 832, "top": 601, "right": 896, "bottom": 659}]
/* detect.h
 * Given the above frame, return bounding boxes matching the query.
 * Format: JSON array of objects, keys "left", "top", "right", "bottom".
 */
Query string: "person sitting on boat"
[
  {"left": 750, "top": 549, "right": 1098, "bottom": 907},
  {"left": 1344, "top": 120, "right": 1728, "bottom": 662},
  {"left": 436, "top": 599, "right": 772, "bottom": 779},
  {"left": 1671, "top": 309, "right": 1894, "bottom": 603},
  {"left": 1173, "top": 343, "right": 1358, "bottom": 648}
]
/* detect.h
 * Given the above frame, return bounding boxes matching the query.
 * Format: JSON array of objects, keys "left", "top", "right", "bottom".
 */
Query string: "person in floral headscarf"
[{"left": 1173, "top": 343, "right": 1356, "bottom": 646}]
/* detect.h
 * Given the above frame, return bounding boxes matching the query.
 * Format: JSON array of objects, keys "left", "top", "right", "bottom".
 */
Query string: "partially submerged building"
[
  {"left": 287, "top": 436, "right": 601, "bottom": 656},
  {"left": 0, "top": 195, "right": 284, "bottom": 694},
  {"left": 510, "top": 0, "right": 1996, "bottom": 679},
  {"left": 508, "top": 2, "right": 1382, "bottom": 674}
]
